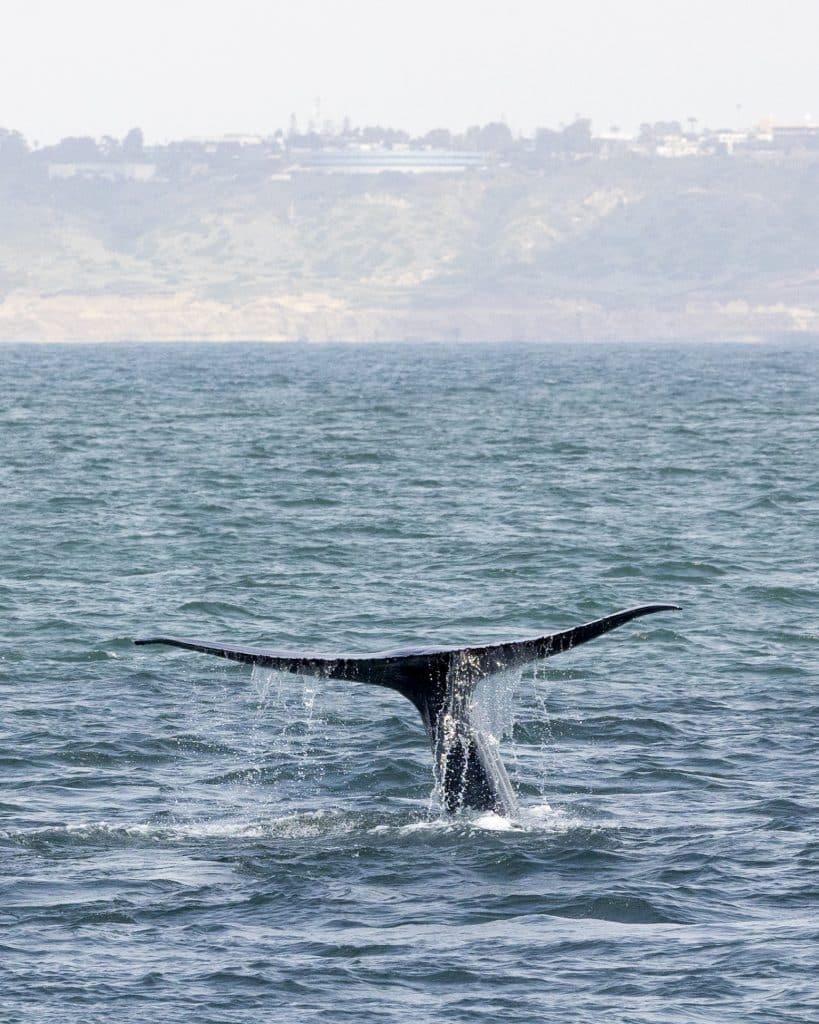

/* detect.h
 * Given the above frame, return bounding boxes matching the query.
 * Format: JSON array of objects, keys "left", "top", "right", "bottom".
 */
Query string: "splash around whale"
[{"left": 135, "top": 604, "right": 680, "bottom": 816}]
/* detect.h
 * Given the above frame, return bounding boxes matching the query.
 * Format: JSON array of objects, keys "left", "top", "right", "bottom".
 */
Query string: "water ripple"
[{"left": 2, "top": 341, "right": 817, "bottom": 1023}]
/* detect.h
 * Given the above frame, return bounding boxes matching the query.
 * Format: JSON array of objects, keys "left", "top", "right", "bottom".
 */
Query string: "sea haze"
[{"left": 1, "top": 341, "right": 817, "bottom": 1023}]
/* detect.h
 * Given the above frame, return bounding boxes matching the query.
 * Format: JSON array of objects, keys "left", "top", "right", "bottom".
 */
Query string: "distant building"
[
  {"left": 48, "top": 162, "right": 157, "bottom": 182},
  {"left": 654, "top": 134, "right": 702, "bottom": 158},
  {"left": 770, "top": 123, "right": 819, "bottom": 150},
  {"left": 736, "top": 120, "right": 819, "bottom": 159},
  {"left": 291, "top": 146, "right": 486, "bottom": 175},
  {"left": 183, "top": 134, "right": 269, "bottom": 146},
  {"left": 220, "top": 133, "right": 269, "bottom": 146},
  {"left": 710, "top": 131, "right": 748, "bottom": 155}
]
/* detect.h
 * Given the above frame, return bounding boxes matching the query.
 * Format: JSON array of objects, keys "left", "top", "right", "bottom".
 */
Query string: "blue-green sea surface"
[{"left": 1, "top": 342, "right": 817, "bottom": 1023}]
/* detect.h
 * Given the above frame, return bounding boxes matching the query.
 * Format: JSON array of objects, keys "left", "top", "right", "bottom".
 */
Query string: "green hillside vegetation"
[{"left": 2, "top": 141, "right": 819, "bottom": 340}]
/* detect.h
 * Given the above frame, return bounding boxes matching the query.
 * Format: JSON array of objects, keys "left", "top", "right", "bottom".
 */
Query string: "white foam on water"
[
  {"left": 471, "top": 810, "right": 516, "bottom": 831},
  {"left": 468, "top": 802, "right": 588, "bottom": 834},
  {"left": 3, "top": 799, "right": 592, "bottom": 849},
  {"left": 389, "top": 800, "right": 588, "bottom": 836},
  {"left": 517, "top": 801, "right": 586, "bottom": 832},
  {"left": 4, "top": 809, "right": 358, "bottom": 845}
]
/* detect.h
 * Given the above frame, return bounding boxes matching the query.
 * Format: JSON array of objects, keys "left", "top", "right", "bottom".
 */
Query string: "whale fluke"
[{"left": 135, "top": 603, "right": 680, "bottom": 814}]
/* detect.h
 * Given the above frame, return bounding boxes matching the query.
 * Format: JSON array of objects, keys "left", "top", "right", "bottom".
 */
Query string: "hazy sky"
[{"left": 2, "top": 0, "right": 818, "bottom": 143}]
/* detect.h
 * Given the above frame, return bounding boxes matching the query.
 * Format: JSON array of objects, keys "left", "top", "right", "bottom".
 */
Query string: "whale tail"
[{"left": 135, "top": 603, "right": 680, "bottom": 814}]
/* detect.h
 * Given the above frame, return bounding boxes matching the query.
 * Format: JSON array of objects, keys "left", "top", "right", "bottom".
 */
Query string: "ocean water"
[{"left": 1, "top": 341, "right": 817, "bottom": 1023}]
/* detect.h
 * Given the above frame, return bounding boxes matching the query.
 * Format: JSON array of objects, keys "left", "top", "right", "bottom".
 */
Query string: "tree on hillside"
[
  {"left": 535, "top": 126, "right": 562, "bottom": 155},
  {"left": 359, "top": 125, "right": 410, "bottom": 146},
  {"left": 472, "top": 121, "right": 514, "bottom": 152},
  {"left": 0, "top": 128, "right": 29, "bottom": 166},
  {"left": 562, "top": 118, "right": 593, "bottom": 153},
  {"left": 46, "top": 136, "right": 100, "bottom": 161},
  {"left": 639, "top": 121, "right": 683, "bottom": 143},
  {"left": 122, "top": 127, "right": 144, "bottom": 158},
  {"left": 535, "top": 119, "right": 594, "bottom": 157},
  {"left": 423, "top": 128, "right": 452, "bottom": 149},
  {"left": 100, "top": 135, "right": 121, "bottom": 158}
]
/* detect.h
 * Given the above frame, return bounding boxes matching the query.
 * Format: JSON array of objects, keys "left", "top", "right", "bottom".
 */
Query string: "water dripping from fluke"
[{"left": 135, "top": 604, "right": 681, "bottom": 817}]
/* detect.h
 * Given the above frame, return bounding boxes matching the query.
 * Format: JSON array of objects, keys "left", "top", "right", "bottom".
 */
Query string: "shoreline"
[{"left": 1, "top": 291, "right": 817, "bottom": 344}]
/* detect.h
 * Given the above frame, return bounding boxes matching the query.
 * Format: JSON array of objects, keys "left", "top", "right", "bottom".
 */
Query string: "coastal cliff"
[{"left": 3, "top": 157, "right": 818, "bottom": 342}]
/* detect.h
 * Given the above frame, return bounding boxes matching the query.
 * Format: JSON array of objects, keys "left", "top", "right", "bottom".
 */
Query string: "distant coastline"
[
  {"left": 3, "top": 121, "right": 819, "bottom": 344},
  {"left": 1, "top": 291, "right": 816, "bottom": 344}
]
